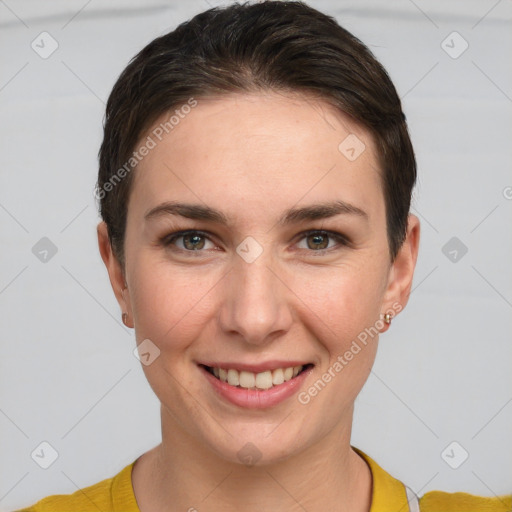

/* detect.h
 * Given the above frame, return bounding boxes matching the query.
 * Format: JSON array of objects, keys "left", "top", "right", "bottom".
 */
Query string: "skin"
[{"left": 98, "top": 91, "right": 420, "bottom": 512}]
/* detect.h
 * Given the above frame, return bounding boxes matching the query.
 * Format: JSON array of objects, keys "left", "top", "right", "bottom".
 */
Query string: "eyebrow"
[{"left": 144, "top": 199, "right": 368, "bottom": 226}]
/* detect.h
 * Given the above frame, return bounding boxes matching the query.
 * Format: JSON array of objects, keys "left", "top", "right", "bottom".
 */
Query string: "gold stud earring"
[{"left": 383, "top": 313, "right": 392, "bottom": 325}]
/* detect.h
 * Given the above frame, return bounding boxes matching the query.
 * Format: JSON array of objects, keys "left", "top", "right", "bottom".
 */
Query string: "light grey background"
[{"left": 1, "top": 1, "right": 511, "bottom": 510}]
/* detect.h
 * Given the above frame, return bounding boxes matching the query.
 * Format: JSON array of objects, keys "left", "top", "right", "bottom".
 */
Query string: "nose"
[{"left": 218, "top": 250, "right": 294, "bottom": 346}]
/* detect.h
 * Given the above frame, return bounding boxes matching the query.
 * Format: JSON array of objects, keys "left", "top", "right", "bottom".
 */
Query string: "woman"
[{"left": 16, "top": 2, "right": 511, "bottom": 511}]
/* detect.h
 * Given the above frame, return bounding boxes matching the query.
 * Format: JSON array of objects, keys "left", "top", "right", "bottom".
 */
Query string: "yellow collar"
[{"left": 352, "top": 446, "right": 411, "bottom": 512}]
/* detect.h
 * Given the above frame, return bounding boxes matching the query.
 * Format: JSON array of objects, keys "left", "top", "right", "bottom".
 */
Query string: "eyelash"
[{"left": 161, "top": 229, "right": 350, "bottom": 256}]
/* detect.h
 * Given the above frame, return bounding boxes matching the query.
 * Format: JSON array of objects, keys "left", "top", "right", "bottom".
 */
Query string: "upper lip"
[{"left": 198, "top": 360, "right": 313, "bottom": 373}]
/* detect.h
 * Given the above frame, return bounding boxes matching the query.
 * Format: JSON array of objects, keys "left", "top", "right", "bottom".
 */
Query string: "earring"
[
  {"left": 122, "top": 312, "right": 129, "bottom": 326},
  {"left": 383, "top": 313, "right": 392, "bottom": 325}
]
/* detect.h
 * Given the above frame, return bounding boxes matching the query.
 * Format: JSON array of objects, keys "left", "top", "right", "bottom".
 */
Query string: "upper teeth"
[{"left": 211, "top": 365, "right": 303, "bottom": 390}]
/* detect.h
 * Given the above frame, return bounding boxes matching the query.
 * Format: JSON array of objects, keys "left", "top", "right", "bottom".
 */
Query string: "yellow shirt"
[{"left": 15, "top": 447, "right": 511, "bottom": 512}]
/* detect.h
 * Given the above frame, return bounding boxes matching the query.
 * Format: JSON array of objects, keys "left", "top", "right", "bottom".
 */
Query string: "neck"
[{"left": 132, "top": 406, "right": 372, "bottom": 512}]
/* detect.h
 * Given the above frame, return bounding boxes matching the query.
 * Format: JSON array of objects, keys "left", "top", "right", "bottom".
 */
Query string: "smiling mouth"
[{"left": 200, "top": 364, "right": 314, "bottom": 390}]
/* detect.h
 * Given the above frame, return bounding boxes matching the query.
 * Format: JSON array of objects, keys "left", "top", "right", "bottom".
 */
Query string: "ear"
[
  {"left": 97, "top": 221, "right": 134, "bottom": 328},
  {"left": 381, "top": 214, "right": 420, "bottom": 329}
]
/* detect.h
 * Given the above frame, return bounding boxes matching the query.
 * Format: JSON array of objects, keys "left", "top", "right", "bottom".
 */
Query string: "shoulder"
[
  {"left": 420, "top": 490, "right": 512, "bottom": 511},
  {"left": 13, "top": 462, "right": 137, "bottom": 512},
  {"left": 352, "top": 446, "right": 511, "bottom": 512},
  {"left": 13, "top": 475, "right": 116, "bottom": 512}
]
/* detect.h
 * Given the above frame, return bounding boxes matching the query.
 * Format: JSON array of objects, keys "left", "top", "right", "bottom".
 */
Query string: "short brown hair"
[{"left": 97, "top": 0, "right": 416, "bottom": 267}]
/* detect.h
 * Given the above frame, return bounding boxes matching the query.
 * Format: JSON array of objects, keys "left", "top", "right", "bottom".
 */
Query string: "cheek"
[
  {"left": 295, "top": 259, "right": 386, "bottom": 342},
  {"left": 127, "top": 259, "right": 217, "bottom": 405},
  {"left": 128, "top": 254, "right": 215, "bottom": 348},
  {"left": 292, "top": 260, "right": 386, "bottom": 393},
  {"left": 294, "top": 267, "right": 383, "bottom": 411}
]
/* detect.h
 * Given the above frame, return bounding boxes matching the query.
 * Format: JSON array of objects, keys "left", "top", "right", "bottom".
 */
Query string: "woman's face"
[{"left": 99, "top": 92, "right": 418, "bottom": 465}]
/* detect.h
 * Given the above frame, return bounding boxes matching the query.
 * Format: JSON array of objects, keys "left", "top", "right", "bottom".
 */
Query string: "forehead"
[{"left": 128, "top": 92, "right": 384, "bottom": 226}]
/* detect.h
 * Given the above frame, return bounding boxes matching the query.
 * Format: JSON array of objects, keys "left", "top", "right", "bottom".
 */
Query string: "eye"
[
  {"left": 295, "top": 230, "right": 349, "bottom": 253},
  {"left": 163, "top": 230, "right": 216, "bottom": 252},
  {"left": 161, "top": 229, "right": 349, "bottom": 255}
]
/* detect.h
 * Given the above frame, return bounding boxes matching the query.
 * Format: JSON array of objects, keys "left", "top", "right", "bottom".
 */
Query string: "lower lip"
[{"left": 199, "top": 365, "right": 313, "bottom": 409}]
